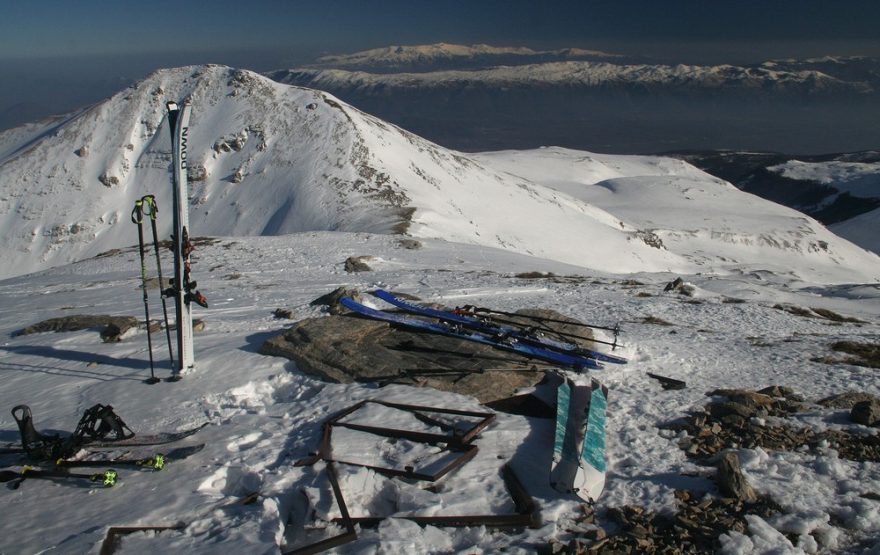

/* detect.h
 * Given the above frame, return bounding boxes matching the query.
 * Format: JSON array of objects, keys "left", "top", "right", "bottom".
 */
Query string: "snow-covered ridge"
[
  {"left": 273, "top": 59, "right": 872, "bottom": 95},
  {"left": 310, "top": 42, "right": 623, "bottom": 71},
  {"left": 0, "top": 65, "right": 878, "bottom": 284}
]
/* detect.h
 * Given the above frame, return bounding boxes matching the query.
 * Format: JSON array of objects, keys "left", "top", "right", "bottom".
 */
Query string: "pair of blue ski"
[
  {"left": 340, "top": 290, "right": 626, "bottom": 370},
  {"left": 368, "top": 289, "right": 626, "bottom": 367}
]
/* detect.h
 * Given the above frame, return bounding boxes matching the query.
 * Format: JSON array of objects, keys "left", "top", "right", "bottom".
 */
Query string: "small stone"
[
  {"left": 851, "top": 399, "right": 880, "bottom": 427},
  {"left": 273, "top": 308, "right": 294, "bottom": 319},
  {"left": 398, "top": 238, "right": 422, "bottom": 250},
  {"left": 344, "top": 256, "right": 373, "bottom": 273}
]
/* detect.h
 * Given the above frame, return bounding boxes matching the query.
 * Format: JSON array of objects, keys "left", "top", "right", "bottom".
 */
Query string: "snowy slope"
[
  {"left": 831, "top": 209, "right": 880, "bottom": 254},
  {"left": 767, "top": 159, "right": 880, "bottom": 254},
  {"left": 0, "top": 65, "right": 681, "bottom": 278},
  {"left": 473, "top": 148, "right": 880, "bottom": 285},
  {"left": 0, "top": 232, "right": 878, "bottom": 554},
  {"left": 1, "top": 65, "right": 879, "bottom": 285},
  {"left": 1, "top": 64, "right": 880, "bottom": 554}
]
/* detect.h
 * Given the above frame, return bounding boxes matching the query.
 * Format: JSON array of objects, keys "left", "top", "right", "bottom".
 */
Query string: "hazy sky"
[
  {"left": 1, "top": 0, "right": 879, "bottom": 130},
  {"left": 3, "top": 0, "right": 879, "bottom": 62}
]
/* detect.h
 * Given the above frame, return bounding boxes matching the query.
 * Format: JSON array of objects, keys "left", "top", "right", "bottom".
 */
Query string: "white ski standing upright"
[
  {"left": 550, "top": 375, "right": 609, "bottom": 502},
  {"left": 166, "top": 100, "right": 194, "bottom": 380}
]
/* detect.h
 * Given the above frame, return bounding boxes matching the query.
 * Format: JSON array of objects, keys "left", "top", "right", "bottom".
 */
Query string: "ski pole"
[
  {"left": 131, "top": 200, "right": 159, "bottom": 384},
  {"left": 458, "top": 304, "right": 621, "bottom": 334},
  {"left": 456, "top": 306, "right": 621, "bottom": 349},
  {"left": 141, "top": 195, "right": 175, "bottom": 369}
]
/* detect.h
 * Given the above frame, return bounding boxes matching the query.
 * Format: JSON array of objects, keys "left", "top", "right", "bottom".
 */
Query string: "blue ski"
[
  {"left": 340, "top": 297, "right": 602, "bottom": 370},
  {"left": 372, "top": 289, "right": 627, "bottom": 365}
]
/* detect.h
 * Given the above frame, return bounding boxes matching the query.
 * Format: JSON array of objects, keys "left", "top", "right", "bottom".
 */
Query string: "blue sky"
[
  {"left": 1, "top": 0, "right": 879, "bottom": 132},
  {"left": 3, "top": 0, "right": 879, "bottom": 62}
]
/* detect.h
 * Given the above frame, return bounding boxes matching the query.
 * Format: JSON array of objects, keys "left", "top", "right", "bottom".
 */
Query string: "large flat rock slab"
[{"left": 260, "top": 297, "right": 597, "bottom": 404}]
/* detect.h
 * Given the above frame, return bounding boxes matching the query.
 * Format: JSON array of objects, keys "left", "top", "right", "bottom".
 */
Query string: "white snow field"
[{"left": 0, "top": 66, "right": 878, "bottom": 554}]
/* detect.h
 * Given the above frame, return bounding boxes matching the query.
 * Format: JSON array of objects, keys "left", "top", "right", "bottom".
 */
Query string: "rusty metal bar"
[
  {"left": 281, "top": 462, "right": 357, "bottom": 555},
  {"left": 326, "top": 443, "right": 479, "bottom": 482},
  {"left": 330, "top": 464, "right": 540, "bottom": 531}
]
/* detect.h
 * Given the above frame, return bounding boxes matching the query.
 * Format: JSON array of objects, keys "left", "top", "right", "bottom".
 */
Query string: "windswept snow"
[
  {"left": 0, "top": 232, "right": 878, "bottom": 553},
  {"left": 1, "top": 64, "right": 879, "bottom": 554}
]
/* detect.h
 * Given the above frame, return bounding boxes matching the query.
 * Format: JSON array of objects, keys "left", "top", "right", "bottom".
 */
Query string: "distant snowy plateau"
[{"left": 1, "top": 65, "right": 880, "bottom": 554}]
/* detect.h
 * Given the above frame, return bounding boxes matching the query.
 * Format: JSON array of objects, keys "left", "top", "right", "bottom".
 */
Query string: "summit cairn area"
[{"left": 260, "top": 288, "right": 597, "bottom": 403}]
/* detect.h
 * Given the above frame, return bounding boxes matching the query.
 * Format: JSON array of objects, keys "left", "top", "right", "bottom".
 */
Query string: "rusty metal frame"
[
  {"left": 330, "top": 400, "right": 496, "bottom": 446},
  {"left": 296, "top": 399, "right": 495, "bottom": 481},
  {"left": 331, "top": 462, "right": 540, "bottom": 529},
  {"left": 285, "top": 400, "right": 539, "bottom": 553},
  {"left": 285, "top": 461, "right": 539, "bottom": 554}
]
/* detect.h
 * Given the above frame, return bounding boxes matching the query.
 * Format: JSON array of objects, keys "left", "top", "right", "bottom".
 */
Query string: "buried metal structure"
[
  {"left": 295, "top": 399, "right": 495, "bottom": 481},
  {"left": 283, "top": 400, "right": 540, "bottom": 554}
]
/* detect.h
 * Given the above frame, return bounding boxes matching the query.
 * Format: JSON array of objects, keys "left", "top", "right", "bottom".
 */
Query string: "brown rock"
[
  {"left": 851, "top": 399, "right": 880, "bottom": 427},
  {"left": 819, "top": 391, "right": 880, "bottom": 409},
  {"left": 717, "top": 452, "right": 758, "bottom": 502},
  {"left": 344, "top": 256, "right": 374, "bottom": 273}
]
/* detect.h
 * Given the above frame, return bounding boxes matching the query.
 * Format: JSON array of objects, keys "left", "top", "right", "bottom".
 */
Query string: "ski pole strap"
[
  {"left": 141, "top": 194, "right": 158, "bottom": 220},
  {"left": 131, "top": 199, "right": 144, "bottom": 224}
]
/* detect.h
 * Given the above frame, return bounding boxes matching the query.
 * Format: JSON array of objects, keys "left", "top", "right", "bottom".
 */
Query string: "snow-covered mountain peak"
[
  {"left": 1, "top": 64, "right": 879, "bottom": 285},
  {"left": 0, "top": 65, "right": 423, "bottom": 276}
]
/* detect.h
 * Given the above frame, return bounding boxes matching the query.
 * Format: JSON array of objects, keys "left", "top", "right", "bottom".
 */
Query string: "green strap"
[{"left": 141, "top": 194, "right": 158, "bottom": 220}]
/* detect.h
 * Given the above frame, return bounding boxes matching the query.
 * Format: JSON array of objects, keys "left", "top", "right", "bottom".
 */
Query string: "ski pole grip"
[
  {"left": 142, "top": 195, "right": 158, "bottom": 219},
  {"left": 131, "top": 201, "right": 143, "bottom": 224}
]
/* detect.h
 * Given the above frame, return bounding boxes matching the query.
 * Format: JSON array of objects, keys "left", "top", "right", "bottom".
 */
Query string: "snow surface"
[
  {"left": 0, "top": 230, "right": 879, "bottom": 554},
  {"left": 831, "top": 209, "right": 880, "bottom": 256},
  {"left": 1, "top": 65, "right": 880, "bottom": 554}
]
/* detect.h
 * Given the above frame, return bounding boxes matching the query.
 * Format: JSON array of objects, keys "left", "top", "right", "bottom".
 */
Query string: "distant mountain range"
[
  {"left": 267, "top": 44, "right": 880, "bottom": 154},
  {"left": 306, "top": 43, "right": 637, "bottom": 72},
  {"left": 0, "top": 64, "right": 877, "bottom": 281}
]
